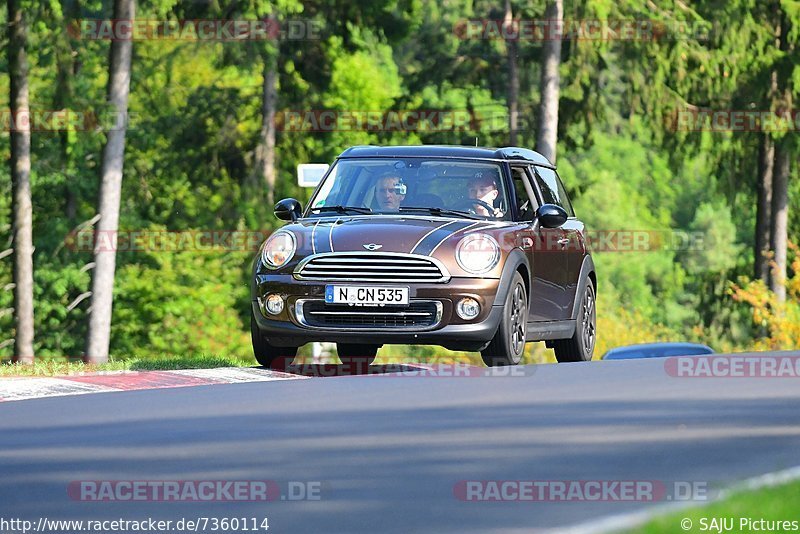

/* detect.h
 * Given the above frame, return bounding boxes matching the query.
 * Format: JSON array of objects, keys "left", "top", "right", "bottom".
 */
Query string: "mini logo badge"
[{"left": 363, "top": 243, "right": 383, "bottom": 251}]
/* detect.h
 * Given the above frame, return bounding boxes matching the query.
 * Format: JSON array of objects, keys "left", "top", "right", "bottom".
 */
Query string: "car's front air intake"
[
  {"left": 296, "top": 300, "right": 443, "bottom": 330},
  {"left": 294, "top": 253, "right": 450, "bottom": 283}
]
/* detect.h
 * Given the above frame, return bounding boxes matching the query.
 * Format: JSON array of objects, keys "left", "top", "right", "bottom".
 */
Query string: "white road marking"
[{"left": 549, "top": 464, "right": 800, "bottom": 534}]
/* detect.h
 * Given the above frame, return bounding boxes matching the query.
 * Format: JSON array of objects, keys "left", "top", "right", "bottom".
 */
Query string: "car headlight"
[
  {"left": 261, "top": 231, "right": 296, "bottom": 269},
  {"left": 456, "top": 234, "right": 500, "bottom": 274}
]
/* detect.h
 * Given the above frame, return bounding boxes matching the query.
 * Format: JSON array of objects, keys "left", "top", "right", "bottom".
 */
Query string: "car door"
[
  {"left": 511, "top": 165, "right": 567, "bottom": 322},
  {"left": 531, "top": 166, "right": 583, "bottom": 319},
  {"left": 552, "top": 169, "right": 586, "bottom": 309}
]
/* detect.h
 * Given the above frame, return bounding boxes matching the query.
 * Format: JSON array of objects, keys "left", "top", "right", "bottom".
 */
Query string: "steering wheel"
[{"left": 454, "top": 198, "right": 496, "bottom": 215}]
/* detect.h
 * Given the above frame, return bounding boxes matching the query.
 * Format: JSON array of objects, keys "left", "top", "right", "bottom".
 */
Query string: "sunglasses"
[{"left": 377, "top": 184, "right": 407, "bottom": 195}]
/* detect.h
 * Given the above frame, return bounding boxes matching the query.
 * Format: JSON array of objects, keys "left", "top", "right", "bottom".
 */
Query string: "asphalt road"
[{"left": 1, "top": 353, "right": 799, "bottom": 533}]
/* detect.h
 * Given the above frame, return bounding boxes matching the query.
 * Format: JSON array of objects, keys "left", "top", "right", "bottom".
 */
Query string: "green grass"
[
  {"left": 632, "top": 478, "right": 800, "bottom": 533},
  {"left": 0, "top": 354, "right": 256, "bottom": 377},
  {"left": 0, "top": 359, "right": 130, "bottom": 377},
  {"left": 128, "top": 354, "right": 254, "bottom": 371}
]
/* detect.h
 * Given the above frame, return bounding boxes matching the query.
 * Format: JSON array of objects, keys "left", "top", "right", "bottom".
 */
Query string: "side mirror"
[
  {"left": 536, "top": 204, "right": 568, "bottom": 228},
  {"left": 274, "top": 198, "right": 302, "bottom": 222}
]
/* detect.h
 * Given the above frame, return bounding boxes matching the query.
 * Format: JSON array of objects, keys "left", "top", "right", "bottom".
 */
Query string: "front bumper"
[{"left": 252, "top": 274, "right": 505, "bottom": 351}]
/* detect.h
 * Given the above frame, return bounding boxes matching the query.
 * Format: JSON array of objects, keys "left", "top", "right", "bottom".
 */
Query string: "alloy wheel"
[
  {"left": 509, "top": 283, "right": 527, "bottom": 356},
  {"left": 581, "top": 285, "right": 596, "bottom": 355}
]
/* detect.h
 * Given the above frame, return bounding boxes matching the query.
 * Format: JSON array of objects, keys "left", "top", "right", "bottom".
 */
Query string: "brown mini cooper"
[{"left": 251, "top": 145, "right": 596, "bottom": 367}]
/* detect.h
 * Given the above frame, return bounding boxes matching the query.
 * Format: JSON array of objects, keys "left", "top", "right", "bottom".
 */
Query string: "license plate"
[{"left": 325, "top": 285, "right": 409, "bottom": 306}]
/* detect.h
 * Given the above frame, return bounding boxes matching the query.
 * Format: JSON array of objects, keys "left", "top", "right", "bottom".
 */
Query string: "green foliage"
[
  {"left": 682, "top": 201, "right": 741, "bottom": 274},
  {"left": 560, "top": 133, "right": 687, "bottom": 326},
  {"left": 111, "top": 249, "right": 253, "bottom": 358},
  {"left": 31, "top": 261, "right": 92, "bottom": 358}
]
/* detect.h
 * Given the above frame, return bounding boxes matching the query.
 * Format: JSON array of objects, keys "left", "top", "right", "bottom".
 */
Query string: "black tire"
[
  {"left": 337, "top": 343, "right": 379, "bottom": 366},
  {"left": 250, "top": 311, "right": 297, "bottom": 369},
  {"left": 481, "top": 272, "right": 527, "bottom": 367},
  {"left": 553, "top": 281, "right": 596, "bottom": 363}
]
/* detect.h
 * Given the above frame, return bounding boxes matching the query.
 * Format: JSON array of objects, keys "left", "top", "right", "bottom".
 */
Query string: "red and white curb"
[{"left": 0, "top": 367, "right": 306, "bottom": 403}]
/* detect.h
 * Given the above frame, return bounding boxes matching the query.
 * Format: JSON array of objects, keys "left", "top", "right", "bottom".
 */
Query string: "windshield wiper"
[
  {"left": 398, "top": 206, "right": 481, "bottom": 220},
  {"left": 311, "top": 205, "right": 373, "bottom": 215}
]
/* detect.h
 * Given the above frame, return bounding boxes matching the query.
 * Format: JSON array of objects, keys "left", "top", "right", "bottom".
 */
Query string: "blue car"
[{"left": 602, "top": 342, "right": 714, "bottom": 360}]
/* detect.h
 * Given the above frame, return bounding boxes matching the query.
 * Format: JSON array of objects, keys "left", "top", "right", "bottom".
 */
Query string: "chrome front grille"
[
  {"left": 294, "top": 253, "right": 450, "bottom": 283},
  {"left": 295, "top": 300, "right": 443, "bottom": 330}
]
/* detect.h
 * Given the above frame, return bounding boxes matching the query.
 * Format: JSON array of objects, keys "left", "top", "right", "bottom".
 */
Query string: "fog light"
[
  {"left": 266, "top": 294, "right": 284, "bottom": 315},
  {"left": 456, "top": 297, "right": 481, "bottom": 320}
]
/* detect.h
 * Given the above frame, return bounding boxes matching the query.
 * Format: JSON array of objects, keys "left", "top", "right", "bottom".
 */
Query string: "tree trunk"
[
  {"left": 7, "top": 0, "right": 35, "bottom": 363},
  {"left": 769, "top": 141, "right": 790, "bottom": 302},
  {"left": 768, "top": 11, "right": 792, "bottom": 303},
  {"left": 256, "top": 58, "right": 278, "bottom": 206},
  {"left": 504, "top": 0, "right": 519, "bottom": 146},
  {"left": 536, "top": 0, "right": 562, "bottom": 163},
  {"left": 85, "top": 0, "right": 135, "bottom": 363},
  {"left": 754, "top": 133, "right": 773, "bottom": 283},
  {"left": 55, "top": 0, "right": 79, "bottom": 221}
]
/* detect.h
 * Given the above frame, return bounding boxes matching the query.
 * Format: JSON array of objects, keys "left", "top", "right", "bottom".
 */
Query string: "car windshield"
[{"left": 306, "top": 158, "right": 511, "bottom": 220}]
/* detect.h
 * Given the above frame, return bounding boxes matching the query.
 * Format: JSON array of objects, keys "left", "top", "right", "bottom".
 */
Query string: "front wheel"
[
  {"left": 251, "top": 311, "right": 297, "bottom": 369},
  {"left": 553, "top": 281, "right": 596, "bottom": 362},
  {"left": 481, "top": 272, "right": 527, "bottom": 367}
]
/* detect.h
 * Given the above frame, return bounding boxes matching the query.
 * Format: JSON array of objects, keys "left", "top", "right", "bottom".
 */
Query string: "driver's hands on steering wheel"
[{"left": 455, "top": 198, "right": 504, "bottom": 217}]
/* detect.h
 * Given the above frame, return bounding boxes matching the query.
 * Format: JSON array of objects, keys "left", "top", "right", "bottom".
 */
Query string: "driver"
[
  {"left": 374, "top": 173, "right": 406, "bottom": 211},
  {"left": 467, "top": 170, "right": 504, "bottom": 217}
]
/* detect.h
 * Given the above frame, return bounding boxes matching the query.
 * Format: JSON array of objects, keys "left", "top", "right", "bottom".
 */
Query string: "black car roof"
[{"left": 338, "top": 145, "right": 555, "bottom": 168}]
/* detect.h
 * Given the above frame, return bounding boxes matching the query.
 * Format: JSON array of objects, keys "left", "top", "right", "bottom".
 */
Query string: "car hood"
[{"left": 288, "top": 216, "right": 495, "bottom": 256}]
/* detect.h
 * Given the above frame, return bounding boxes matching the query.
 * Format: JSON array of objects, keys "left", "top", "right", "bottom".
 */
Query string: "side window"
[
  {"left": 554, "top": 171, "right": 575, "bottom": 217},
  {"left": 511, "top": 166, "right": 538, "bottom": 221},
  {"left": 533, "top": 166, "right": 575, "bottom": 217}
]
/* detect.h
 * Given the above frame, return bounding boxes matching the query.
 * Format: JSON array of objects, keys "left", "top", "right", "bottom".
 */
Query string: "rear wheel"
[
  {"left": 553, "top": 281, "right": 596, "bottom": 362},
  {"left": 481, "top": 272, "right": 527, "bottom": 367},
  {"left": 337, "top": 343, "right": 379, "bottom": 367},
  {"left": 251, "top": 311, "right": 297, "bottom": 369}
]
